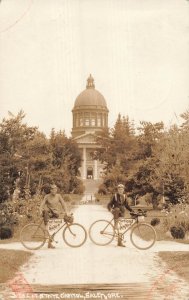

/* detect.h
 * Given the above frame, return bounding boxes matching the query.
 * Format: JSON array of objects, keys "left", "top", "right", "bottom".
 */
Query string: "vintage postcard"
[{"left": 0, "top": 1, "right": 189, "bottom": 300}]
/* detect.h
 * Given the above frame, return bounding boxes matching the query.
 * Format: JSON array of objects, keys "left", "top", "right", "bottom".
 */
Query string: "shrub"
[
  {"left": 73, "top": 182, "right": 85, "bottom": 194},
  {"left": 0, "top": 227, "right": 13, "bottom": 239},
  {"left": 98, "top": 184, "right": 107, "bottom": 195},
  {"left": 180, "top": 221, "right": 189, "bottom": 231},
  {"left": 170, "top": 225, "right": 185, "bottom": 239},
  {"left": 0, "top": 215, "right": 6, "bottom": 226},
  {"left": 151, "top": 218, "right": 160, "bottom": 227},
  {"left": 170, "top": 226, "right": 178, "bottom": 239},
  {"left": 0, "top": 176, "right": 10, "bottom": 203}
]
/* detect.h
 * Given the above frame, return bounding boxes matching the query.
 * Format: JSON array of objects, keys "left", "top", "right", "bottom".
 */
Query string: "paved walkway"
[{"left": 0, "top": 205, "right": 189, "bottom": 300}]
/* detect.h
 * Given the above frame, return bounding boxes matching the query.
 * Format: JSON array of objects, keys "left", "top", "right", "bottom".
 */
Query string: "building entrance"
[{"left": 87, "top": 167, "right": 93, "bottom": 179}]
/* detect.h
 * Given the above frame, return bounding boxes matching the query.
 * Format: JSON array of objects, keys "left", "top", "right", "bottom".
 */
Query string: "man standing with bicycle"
[
  {"left": 39, "top": 184, "right": 68, "bottom": 248},
  {"left": 107, "top": 183, "right": 133, "bottom": 247}
]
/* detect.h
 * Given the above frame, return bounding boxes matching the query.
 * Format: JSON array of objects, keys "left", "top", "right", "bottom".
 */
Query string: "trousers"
[
  {"left": 112, "top": 207, "right": 126, "bottom": 219},
  {"left": 42, "top": 209, "right": 59, "bottom": 225}
]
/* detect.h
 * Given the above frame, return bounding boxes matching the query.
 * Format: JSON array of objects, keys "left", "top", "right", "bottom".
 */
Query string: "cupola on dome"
[{"left": 74, "top": 74, "right": 107, "bottom": 108}]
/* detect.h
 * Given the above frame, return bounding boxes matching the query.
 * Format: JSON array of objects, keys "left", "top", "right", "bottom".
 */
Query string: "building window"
[
  {"left": 97, "top": 114, "right": 101, "bottom": 126},
  {"left": 84, "top": 113, "right": 90, "bottom": 126},
  {"left": 78, "top": 113, "right": 83, "bottom": 126},
  {"left": 91, "top": 113, "right": 96, "bottom": 126}
]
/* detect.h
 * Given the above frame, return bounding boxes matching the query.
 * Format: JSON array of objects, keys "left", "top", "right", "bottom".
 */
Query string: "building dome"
[
  {"left": 72, "top": 75, "right": 109, "bottom": 138},
  {"left": 73, "top": 74, "right": 107, "bottom": 109},
  {"left": 74, "top": 89, "right": 107, "bottom": 108}
]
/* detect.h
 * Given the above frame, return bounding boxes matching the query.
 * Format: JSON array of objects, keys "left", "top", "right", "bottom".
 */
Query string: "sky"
[{"left": 0, "top": 0, "right": 189, "bottom": 137}]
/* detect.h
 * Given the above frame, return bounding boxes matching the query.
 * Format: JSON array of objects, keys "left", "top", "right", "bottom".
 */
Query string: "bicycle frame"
[
  {"left": 48, "top": 219, "right": 67, "bottom": 238},
  {"left": 105, "top": 216, "right": 139, "bottom": 236},
  {"left": 34, "top": 219, "right": 70, "bottom": 240}
]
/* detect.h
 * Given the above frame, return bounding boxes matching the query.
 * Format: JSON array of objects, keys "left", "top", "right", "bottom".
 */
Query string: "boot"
[
  {"left": 117, "top": 236, "right": 126, "bottom": 247},
  {"left": 48, "top": 238, "right": 55, "bottom": 249}
]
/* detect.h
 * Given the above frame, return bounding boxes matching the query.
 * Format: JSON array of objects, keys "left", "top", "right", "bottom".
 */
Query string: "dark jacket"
[{"left": 107, "top": 193, "right": 133, "bottom": 212}]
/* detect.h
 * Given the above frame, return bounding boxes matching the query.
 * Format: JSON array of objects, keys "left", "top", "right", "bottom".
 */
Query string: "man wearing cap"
[
  {"left": 39, "top": 184, "right": 68, "bottom": 248},
  {"left": 107, "top": 183, "right": 133, "bottom": 247}
]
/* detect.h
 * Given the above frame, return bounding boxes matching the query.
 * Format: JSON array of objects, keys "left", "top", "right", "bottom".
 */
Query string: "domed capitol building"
[{"left": 72, "top": 75, "right": 109, "bottom": 180}]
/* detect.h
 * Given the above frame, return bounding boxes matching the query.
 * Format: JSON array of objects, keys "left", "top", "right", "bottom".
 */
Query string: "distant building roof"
[{"left": 73, "top": 74, "right": 107, "bottom": 108}]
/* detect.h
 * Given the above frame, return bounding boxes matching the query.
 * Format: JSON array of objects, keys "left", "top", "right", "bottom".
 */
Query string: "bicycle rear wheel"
[
  {"left": 20, "top": 223, "right": 46, "bottom": 250},
  {"left": 62, "top": 223, "right": 87, "bottom": 248},
  {"left": 130, "top": 223, "right": 156, "bottom": 250},
  {"left": 89, "top": 220, "right": 115, "bottom": 246}
]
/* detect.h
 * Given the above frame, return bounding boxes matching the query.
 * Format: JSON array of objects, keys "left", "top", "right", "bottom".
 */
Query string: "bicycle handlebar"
[{"left": 63, "top": 213, "right": 74, "bottom": 223}]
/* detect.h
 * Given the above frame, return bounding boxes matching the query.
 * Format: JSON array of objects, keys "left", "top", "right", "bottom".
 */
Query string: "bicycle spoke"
[
  {"left": 20, "top": 224, "right": 46, "bottom": 250},
  {"left": 89, "top": 220, "right": 115, "bottom": 246},
  {"left": 130, "top": 223, "right": 156, "bottom": 250},
  {"left": 63, "top": 223, "right": 87, "bottom": 247}
]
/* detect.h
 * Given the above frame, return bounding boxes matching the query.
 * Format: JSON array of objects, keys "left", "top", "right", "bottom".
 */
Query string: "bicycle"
[
  {"left": 20, "top": 213, "right": 87, "bottom": 250},
  {"left": 89, "top": 210, "right": 157, "bottom": 250}
]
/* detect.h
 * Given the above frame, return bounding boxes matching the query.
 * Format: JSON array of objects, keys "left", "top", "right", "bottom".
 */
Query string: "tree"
[
  {"left": 137, "top": 121, "right": 164, "bottom": 158},
  {"left": 180, "top": 109, "right": 189, "bottom": 130},
  {"left": 0, "top": 111, "right": 83, "bottom": 201},
  {"left": 49, "top": 130, "right": 82, "bottom": 193},
  {"left": 95, "top": 114, "right": 138, "bottom": 191},
  {"left": 0, "top": 111, "right": 38, "bottom": 202},
  {"left": 151, "top": 123, "right": 189, "bottom": 204}
]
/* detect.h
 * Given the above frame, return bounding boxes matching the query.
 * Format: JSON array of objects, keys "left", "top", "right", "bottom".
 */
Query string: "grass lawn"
[
  {"left": 130, "top": 208, "right": 189, "bottom": 243},
  {"left": 0, "top": 237, "right": 20, "bottom": 244},
  {"left": 0, "top": 249, "right": 33, "bottom": 283},
  {"left": 158, "top": 252, "right": 189, "bottom": 283}
]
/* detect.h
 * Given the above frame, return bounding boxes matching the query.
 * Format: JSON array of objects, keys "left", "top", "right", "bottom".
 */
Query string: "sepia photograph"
[{"left": 0, "top": 0, "right": 189, "bottom": 299}]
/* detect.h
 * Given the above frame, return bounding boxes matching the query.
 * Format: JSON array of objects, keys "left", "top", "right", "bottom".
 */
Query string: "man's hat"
[{"left": 117, "top": 184, "right": 124, "bottom": 188}]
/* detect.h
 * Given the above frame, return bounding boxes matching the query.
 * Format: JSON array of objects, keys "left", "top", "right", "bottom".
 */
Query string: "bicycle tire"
[
  {"left": 89, "top": 220, "right": 115, "bottom": 246},
  {"left": 20, "top": 223, "right": 46, "bottom": 250},
  {"left": 130, "top": 222, "right": 157, "bottom": 250},
  {"left": 62, "top": 223, "right": 87, "bottom": 248}
]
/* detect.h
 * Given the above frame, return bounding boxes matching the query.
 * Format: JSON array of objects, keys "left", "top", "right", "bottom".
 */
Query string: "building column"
[
  {"left": 83, "top": 147, "right": 86, "bottom": 179},
  {"left": 94, "top": 159, "right": 98, "bottom": 180}
]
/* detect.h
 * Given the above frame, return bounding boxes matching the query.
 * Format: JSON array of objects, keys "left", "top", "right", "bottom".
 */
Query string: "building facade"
[{"left": 71, "top": 75, "right": 109, "bottom": 180}]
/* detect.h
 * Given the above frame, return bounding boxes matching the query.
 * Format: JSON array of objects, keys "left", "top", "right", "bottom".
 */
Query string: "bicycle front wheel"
[
  {"left": 20, "top": 223, "right": 46, "bottom": 250},
  {"left": 89, "top": 220, "right": 115, "bottom": 246},
  {"left": 130, "top": 223, "right": 157, "bottom": 250},
  {"left": 63, "top": 223, "right": 87, "bottom": 248}
]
